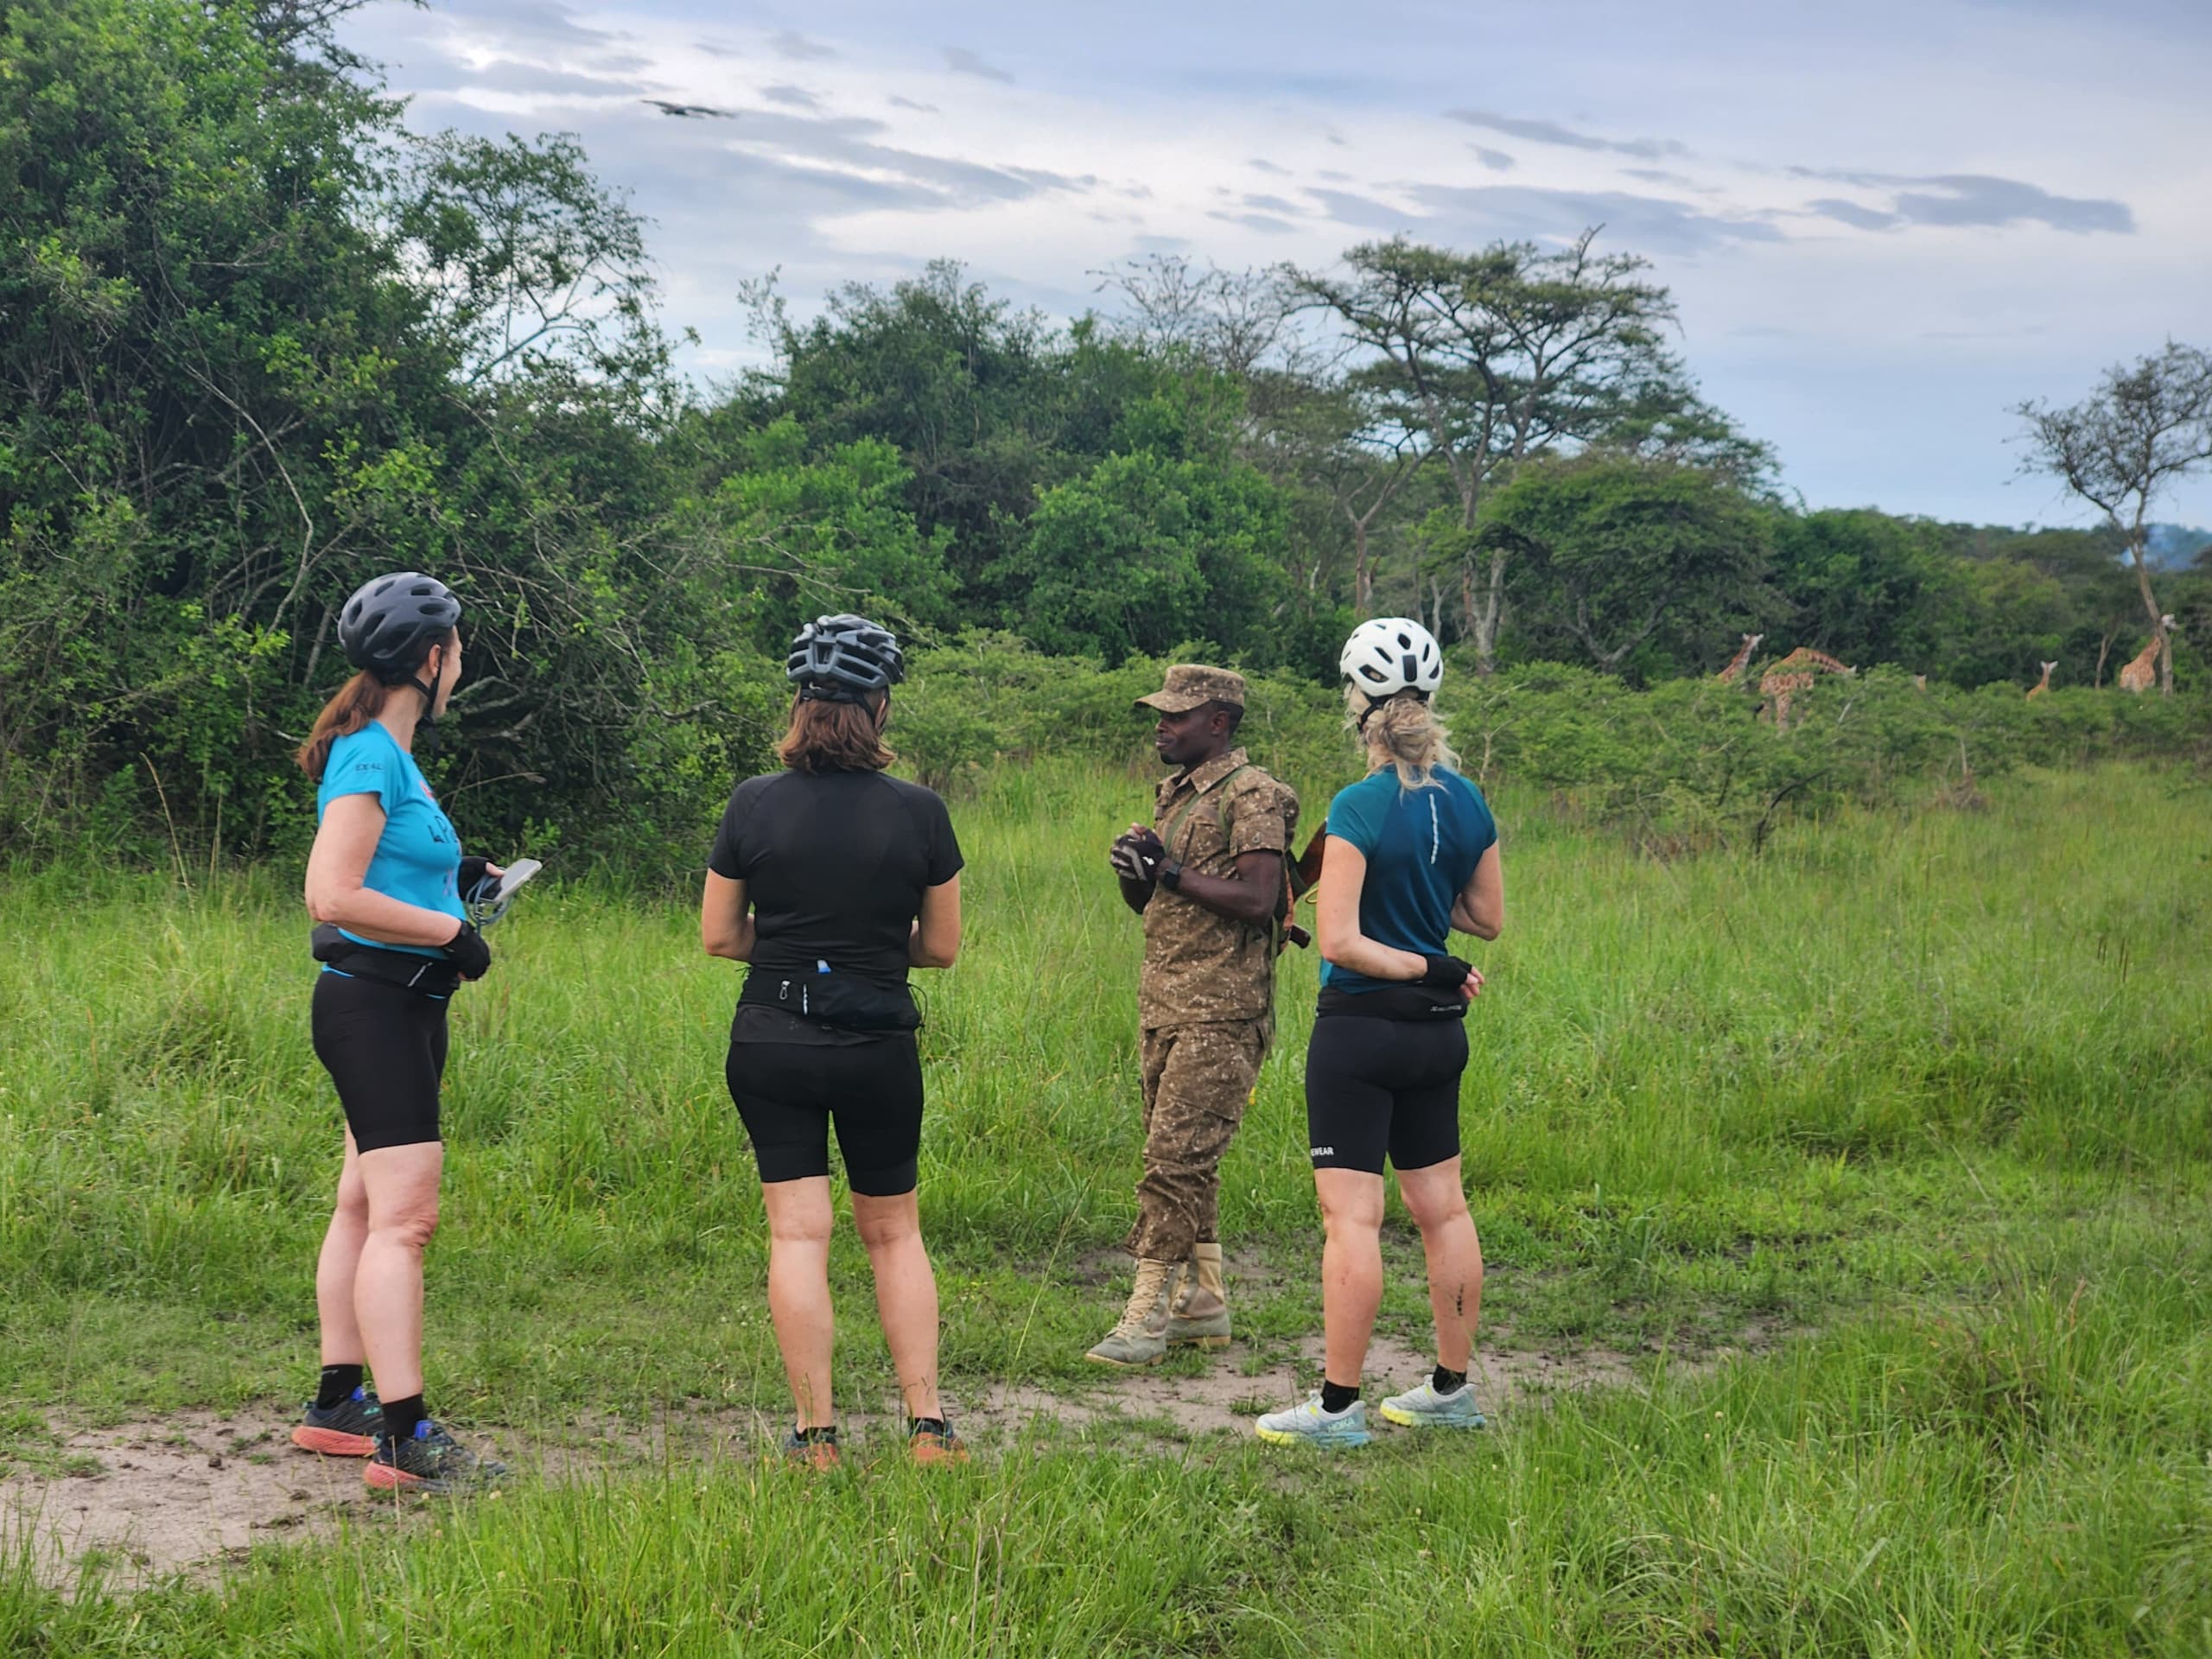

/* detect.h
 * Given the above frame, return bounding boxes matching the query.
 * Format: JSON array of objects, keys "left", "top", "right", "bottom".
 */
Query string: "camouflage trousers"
[{"left": 1123, "top": 1020, "right": 1271, "bottom": 1262}]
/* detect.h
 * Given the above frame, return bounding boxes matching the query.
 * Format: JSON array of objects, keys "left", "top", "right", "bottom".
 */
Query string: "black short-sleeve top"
[{"left": 708, "top": 769, "right": 963, "bottom": 990}]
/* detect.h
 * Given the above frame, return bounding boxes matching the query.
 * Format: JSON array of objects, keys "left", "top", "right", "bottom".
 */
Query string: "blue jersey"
[
  {"left": 316, "top": 723, "right": 463, "bottom": 958},
  {"left": 1319, "top": 766, "right": 1496, "bottom": 995}
]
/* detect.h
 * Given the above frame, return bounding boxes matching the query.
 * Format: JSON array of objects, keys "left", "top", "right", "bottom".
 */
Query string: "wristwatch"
[{"left": 1159, "top": 860, "right": 1184, "bottom": 892}]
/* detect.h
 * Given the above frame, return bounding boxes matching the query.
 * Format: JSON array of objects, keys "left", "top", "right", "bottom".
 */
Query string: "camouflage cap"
[{"left": 1135, "top": 664, "right": 1247, "bottom": 715}]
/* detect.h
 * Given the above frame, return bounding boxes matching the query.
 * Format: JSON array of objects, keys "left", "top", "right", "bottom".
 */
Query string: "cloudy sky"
[{"left": 341, "top": 0, "right": 2212, "bottom": 528}]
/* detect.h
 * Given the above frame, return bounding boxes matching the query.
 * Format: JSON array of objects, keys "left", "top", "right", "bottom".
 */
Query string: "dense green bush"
[{"left": 895, "top": 641, "right": 2209, "bottom": 857}]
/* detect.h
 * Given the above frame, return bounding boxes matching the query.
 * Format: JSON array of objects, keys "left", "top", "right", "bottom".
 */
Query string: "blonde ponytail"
[{"left": 1346, "top": 686, "right": 1459, "bottom": 791}]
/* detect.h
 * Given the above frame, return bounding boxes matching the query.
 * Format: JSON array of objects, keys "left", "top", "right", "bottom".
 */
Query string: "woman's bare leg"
[
  {"left": 315, "top": 1132, "right": 371, "bottom": 1364},
  {"left": 1395, "top": 1158, "right": 1483, "bottom": 1372},
  {"left": 761, "top": 1177, "right": 838, "bottom": 1428},
  {"left": 1315, "top": 1168, "right": 1388, "bottom": 1389},
  {"left": 353, "top": 1141, "right": 444, "bottom": 1398},
  {"left": 850, "top": 1189, "right": 943, "bottom": 1423}
]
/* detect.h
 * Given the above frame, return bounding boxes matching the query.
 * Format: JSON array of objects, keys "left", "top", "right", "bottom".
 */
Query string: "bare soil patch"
[
  {"left": 0, "top": 1414, "right": 383, "bottom": 1588},
  {"left": 3, "top": 1321, "right": 1771, "bottom": 1590}
]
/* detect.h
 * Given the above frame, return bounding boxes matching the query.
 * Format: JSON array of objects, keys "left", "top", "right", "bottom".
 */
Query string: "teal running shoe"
[
  {"left": 1254, "top": 1394, "right": 1370, "bottom": 1448},
  {"left": 1378, "top": 1378, "right": 1487, "bottom": 1430}
]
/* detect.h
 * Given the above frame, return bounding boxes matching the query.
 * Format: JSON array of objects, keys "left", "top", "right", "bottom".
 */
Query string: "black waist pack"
[
  {"left": 311, "top": 923, "right": 461, "bottom": 997},
  {"left": 1315, "top": 983, "right": 1468, "bottom": 1022},
  {"left": 741, "top": 966, "right": 922, "bottom": 1033}
]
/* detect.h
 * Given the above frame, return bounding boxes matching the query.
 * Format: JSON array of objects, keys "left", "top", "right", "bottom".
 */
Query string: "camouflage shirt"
[{"left": 1139, "top": 747, "right": 1300, "bottom": 1028}]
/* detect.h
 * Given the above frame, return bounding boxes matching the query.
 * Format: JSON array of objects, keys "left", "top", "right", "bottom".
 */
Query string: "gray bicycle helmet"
[
  {"left": 340, "top": 572, "right": 461, "bottom": 683},
  {"left": 787, "top": 613, "right": 904, "bottom": 703}
]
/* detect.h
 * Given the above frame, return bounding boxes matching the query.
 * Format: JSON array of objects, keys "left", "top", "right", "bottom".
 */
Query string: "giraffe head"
[{"left": 2040, "top": 661, "right": 2058, "bottom": 677}]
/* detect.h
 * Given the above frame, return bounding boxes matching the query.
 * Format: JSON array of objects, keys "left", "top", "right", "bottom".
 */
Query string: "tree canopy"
[{"left": 1, "top": 0, "right": 2201, "bottom": 872}]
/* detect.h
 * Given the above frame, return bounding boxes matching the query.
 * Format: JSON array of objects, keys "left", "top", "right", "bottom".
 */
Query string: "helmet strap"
[{"left": 408, "top": 642, "right": 444, "bottom": 728}]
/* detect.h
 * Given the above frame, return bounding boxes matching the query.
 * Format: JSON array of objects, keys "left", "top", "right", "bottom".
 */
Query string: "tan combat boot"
[
  {"left": 1085, "top": 1258, "right": 1180, "bottom": 1368},
  {"left": 1165, "top": 1242, "right": 1230, "bottom": 1349}
]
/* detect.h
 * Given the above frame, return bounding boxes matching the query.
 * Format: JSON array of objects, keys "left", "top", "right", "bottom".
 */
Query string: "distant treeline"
[{"left": 3, "top": 0, "right": 2205, "bottom": 873}]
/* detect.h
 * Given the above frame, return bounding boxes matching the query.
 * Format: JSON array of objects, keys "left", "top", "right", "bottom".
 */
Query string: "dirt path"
[{"left": 0, "top": 1332, "right": 1715, "bottom": 1590}]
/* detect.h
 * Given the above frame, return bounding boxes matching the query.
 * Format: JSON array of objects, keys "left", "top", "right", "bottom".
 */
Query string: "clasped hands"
[{"left": 1107, "top": 824, "right": 1166, "bottom": 885}]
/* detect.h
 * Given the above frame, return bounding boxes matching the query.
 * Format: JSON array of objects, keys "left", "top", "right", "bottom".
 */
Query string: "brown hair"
[
  {"left": 1346, "top": 685, "right": 1460, "bottom": 791},
  {"left": 296, "top": 627, "right": 455, "bottom": 781},
  {"left": 296, "top": 671, "right": 393, "bottom": 782},
  {"left": 776, "top": 693, "right": 895, "bottom": 773}
]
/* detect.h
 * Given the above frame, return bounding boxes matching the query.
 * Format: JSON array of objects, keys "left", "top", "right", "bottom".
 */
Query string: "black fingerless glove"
[
  {"left": 458, "top": 855, "right": 493, "bottom": 901},
  {"left": 1418, "top": 953, "right": 1472, "bottom": 988},
  {"left": 443, "top": 919, "right": 493, "bottom": 981},
  {"left": 1109, "top": 828, "right": 1168, "bottom": 884}
]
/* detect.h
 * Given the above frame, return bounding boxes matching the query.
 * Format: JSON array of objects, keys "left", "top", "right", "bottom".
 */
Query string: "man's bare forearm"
[{"left": 1166, "top": 867, "right": 1278, "bottom": 929}]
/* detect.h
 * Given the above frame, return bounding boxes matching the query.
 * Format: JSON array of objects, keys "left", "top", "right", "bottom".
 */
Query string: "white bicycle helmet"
[{"left": 1340, "top": 617, "right": 1443, "bottom": 700}]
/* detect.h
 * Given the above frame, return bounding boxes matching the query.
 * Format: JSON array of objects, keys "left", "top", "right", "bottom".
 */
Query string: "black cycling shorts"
[
  {"left": 726, "top": 1036, "right": 925, "bottom": 1196},
  {"left": 1304, "top": 1012, "right": 1468, "bottom": 1176},
  {"left": 311, "top": 969, "right": 448, "bottom": 1153}
]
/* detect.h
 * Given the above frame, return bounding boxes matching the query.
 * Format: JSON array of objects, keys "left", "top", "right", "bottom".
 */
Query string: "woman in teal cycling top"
[
  {"left": 1256, "top": 619, "right": 1504, "bottom": 1449},
  {"left": 291, "top": 572, "right": 502, "bottom": 1494}
]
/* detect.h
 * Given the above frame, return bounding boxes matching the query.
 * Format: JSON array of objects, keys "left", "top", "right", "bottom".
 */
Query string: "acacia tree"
[
  {"left": 1291, "top": 231, "right": 1688, "bottom": 669},
  {"left": 2015, "top": 341, "right": 2212, "bottom": 694}
]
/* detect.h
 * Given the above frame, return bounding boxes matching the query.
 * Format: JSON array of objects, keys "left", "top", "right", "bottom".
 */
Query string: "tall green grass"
[{"left": 3, "top": 760, "right": 2209, "bottom": 1651}]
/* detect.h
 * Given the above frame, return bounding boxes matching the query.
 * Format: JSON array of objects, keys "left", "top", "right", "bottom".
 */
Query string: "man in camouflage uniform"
[{"left": 1088, "top": 665, "right": 1300, "bottom": 1368}]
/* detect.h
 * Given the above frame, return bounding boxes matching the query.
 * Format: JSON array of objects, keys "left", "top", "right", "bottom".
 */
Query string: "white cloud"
[{"left": 341, "top": 0, "right": 2212, "bottom": 524}]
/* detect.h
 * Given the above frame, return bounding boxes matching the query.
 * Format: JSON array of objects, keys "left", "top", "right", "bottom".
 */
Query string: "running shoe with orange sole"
[
  {"left": 908, "top": 1419, "right": 969, "bottom": 1465},
  {"left": 364, "top": 1420, "right": 506, "bottom": 1494},
  {"left": 783, "top": 1427, "right": 842, "bottom": 1470},
  {"left": 291, "top": 1386, "right": 383, "bottom": 1457}
]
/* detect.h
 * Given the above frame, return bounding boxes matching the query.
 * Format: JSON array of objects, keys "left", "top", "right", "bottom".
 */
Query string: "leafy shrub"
[{"left": 898, "top": 641, "right": 2209, "bottom": 856}]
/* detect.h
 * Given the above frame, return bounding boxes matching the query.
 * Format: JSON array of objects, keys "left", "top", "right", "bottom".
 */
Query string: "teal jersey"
[
  {"left": 1319, "top": 766, "right": 1496, "bottom": 995},
  {"left": 315, "top": 723, "right": 463, "bottom": 958}
]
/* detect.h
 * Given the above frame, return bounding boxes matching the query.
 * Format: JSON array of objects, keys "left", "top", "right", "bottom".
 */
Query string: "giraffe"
[
  {"left": 1758, "top": 647, "right": 1854, "bottom": 731},
  {"left": 1714, "top": 632, "right": 1764, "bottom": 684},
  {"left": 1912, "top": 674, "right": 1928, "bottom": 693},
  {"left": 2117, "top": 615, "right": 2176, "bottom": 694},
  {"left": 2026, "top": 661, "right": 2056, "bottom": 699}
]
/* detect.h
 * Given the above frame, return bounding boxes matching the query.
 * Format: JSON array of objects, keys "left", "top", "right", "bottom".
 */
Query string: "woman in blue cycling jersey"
[
  {"left": 291, "top": 572, "right": 502, "bottom": 1494},
  {"left": 1256, "top": 619, "right": 1504, "bottom": 1449}
]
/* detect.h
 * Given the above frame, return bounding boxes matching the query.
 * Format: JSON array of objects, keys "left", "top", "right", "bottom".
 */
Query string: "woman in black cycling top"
[
  {"left": 1255, "top": 619, "right": 1504, "bottom": 1450},
  {"left": 702, "top": 614, "right": 966, "bottom": 1468},
  {"left": 293, "top": 572, "right": 504, "bottom": 1493}
]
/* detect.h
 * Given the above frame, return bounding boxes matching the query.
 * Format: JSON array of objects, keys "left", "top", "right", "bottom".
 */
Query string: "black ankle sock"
[
  {"left": 794, "top": 1424, "right": 838, "bottom": 1446},
  {"left": 1432, "top": 1365, "right": 1468, "bottom": 1395},
  {"left": 382, "top": 1395, "right": 427, "bottom": 1440},
  {"left": 315, "top": 1363, "right": 364, "bottom": 1410},
  {"left": 1320, "top": 1380, "right": 1360, "bottom": 1414}
]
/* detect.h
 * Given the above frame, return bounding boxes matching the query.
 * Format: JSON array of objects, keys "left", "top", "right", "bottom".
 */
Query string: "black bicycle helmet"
[
  {"left": 787, "top": 613, "right": 904, "bottom": 702},
  {"left": 339, "top": 572, "right": 461, "bottom": 683}
]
